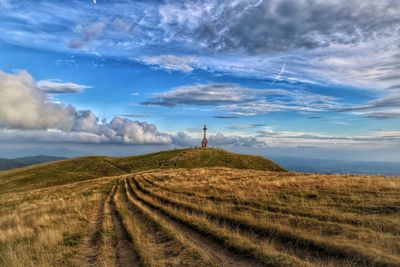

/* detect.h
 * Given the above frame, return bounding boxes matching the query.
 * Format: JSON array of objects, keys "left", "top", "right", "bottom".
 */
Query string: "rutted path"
[
  {"left": 81, "top": 174, "right": 384, "bottom": 266},
  {"left": 126, "top": 177, "right": 271, "bottom": 267},
  {"left": 110, "top": 183, "right": 141, "bottom": 267},
  {"left": 75, "top": 183, "right": 117, "bottom": 267}
]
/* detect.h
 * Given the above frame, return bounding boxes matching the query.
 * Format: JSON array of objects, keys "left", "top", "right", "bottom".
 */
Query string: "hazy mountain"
[{"left": 271, "top": 157, "right": 400, "bottom": 176}]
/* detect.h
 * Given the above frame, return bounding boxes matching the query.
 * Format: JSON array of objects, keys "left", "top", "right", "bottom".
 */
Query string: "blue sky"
[{"left": 0, "top": 0, "right": 399, "bottom": 161}]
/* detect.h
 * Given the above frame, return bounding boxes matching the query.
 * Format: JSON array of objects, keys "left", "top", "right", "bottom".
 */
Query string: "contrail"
[{"left": 273, "top": 63, "right": 286, "bottom": 83}]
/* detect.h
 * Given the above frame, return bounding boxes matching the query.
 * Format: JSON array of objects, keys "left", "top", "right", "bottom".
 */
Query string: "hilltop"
[{"left": 0, "top": 148, "right": 285, "bottom": 194}]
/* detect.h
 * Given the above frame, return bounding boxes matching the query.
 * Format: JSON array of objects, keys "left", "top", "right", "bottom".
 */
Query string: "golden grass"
[
  {"left": 97, "top": 184, "right": 118, "bottom": 267},
  {"left": 123, "top": 180, "right": 218, "bottom": 267},
  {"left": 114, "top": 180, "right": 160, "bottom": 266},
  {"left": 128, "top": 178, "right": 310, "bottom": 266},
  {"left": 132, "top": 167, "right": 400, "bottom": 266},
  {"left": 0, "top": 176, "right": 117, "bottom": 267},
  {"left": 1, "top": 166, "right": 399, "bottom": 266}
]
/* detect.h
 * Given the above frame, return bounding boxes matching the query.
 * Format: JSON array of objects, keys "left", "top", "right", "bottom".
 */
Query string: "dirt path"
[
  {"left": 110, "top": 183, "right": 141, "bottom": 267},
  {"left": 126, "top": 177, "right": 264, "bottom": 267},
  {"left": 73, "top": 183, "right": 116, "bottom": 267}
]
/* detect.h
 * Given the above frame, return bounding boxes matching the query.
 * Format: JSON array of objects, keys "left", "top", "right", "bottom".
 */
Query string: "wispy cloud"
[
  {"left": 213, "top": 115, "right": 239, "bottom": 119},
  {"left": 37, "top": 80, "right": 91, "bottom": 93},
  {"left": 141, "top": 83, "right": 341, "bottom": 115},
  {"left": 227, "top": 124, "right": 266, "bottom": 130},
  {"left": 340, "top": 93, "right": 400, "bottom": 119},
  {"left": 1, "top": 1, "right": 400, "bottom": 93},
  {"left": 256, "top": 128, "right": 400, "bottom": 147},
  {"left": 117, "top": 114, "right": 148, "bottom": 118},
  {"left": 134, "top": 55, "right": 198, "bottom": 73}
]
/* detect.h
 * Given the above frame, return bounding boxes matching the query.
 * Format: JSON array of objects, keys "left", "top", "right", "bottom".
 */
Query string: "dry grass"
[
  {"left": 128, "top": 178, "right": 310, "bottom": 266},
  {"left": 131, "top": 167, "right": 400, "bottom": 266},
  {"left": 1, "top": 166, "right": 399, "bottom": 266},
  {"left": 0, "top": 176, "right": 117, "bottom": 267}
]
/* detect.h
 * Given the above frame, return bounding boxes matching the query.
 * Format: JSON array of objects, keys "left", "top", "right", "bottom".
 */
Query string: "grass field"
[{"left": 0, "top": 149, "right": 399, "bottom": 266}]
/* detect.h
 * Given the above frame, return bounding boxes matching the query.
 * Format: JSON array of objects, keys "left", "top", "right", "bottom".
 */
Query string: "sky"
[{"left": 0, "top": 0, "right": 399, "bottom": 161}]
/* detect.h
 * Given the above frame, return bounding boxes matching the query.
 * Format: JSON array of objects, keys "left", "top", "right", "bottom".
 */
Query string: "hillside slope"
[
  {"left": 0, "top": 148, "right": 285, "bottom": 194},
  {"left": 0, "top": 155, "right": 65, "bottom": 171},
  {"left": 0, "top": 158, "right": 23, "bottom": 171}
]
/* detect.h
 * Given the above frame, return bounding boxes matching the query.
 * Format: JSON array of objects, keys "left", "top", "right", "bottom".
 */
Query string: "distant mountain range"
[
  {"left": 271, "top": 157, "right": 400, "bottom": 176},
  {"left": 0, "top": 155, "right": 66, "bottom": 171}
]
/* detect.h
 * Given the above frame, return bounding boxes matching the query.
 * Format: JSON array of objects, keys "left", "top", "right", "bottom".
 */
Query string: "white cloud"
[
  {"left": 0, "top": 70, "right": 172, "bottom": 144},
  {"left": 0, "top": 70, "right": 268, "bottom": 147},
  {"left": 135, "top": 55, "right": 198, "bottom": 73},
  {"left": 141, "top": 83, "right": 340, "bottom": 115},
  {"left": 2, "top": 0, "right": 400, "bottom": 94},
  {"left": 0, "top": 70, "right": 77, "bottom": 130},
  {"left": 37, "top": 80, "right": 91, "bottom": 93},
  {"left": 170, "top": 131, "right": 266, "bottom": 147},
  {"left": 256, "top": 128, "right": 400, "bottom": 148}
]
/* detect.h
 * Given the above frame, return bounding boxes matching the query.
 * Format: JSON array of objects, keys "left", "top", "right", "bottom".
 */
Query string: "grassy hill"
[
  {"left": 0, "top": 155, "right": 65, "bottom": 171},
  {"left": 0, "top": 148, "right": 285, "bottom": 194},
  {"left": 0, "top": 158, "right": 23, "bottom": 170}
]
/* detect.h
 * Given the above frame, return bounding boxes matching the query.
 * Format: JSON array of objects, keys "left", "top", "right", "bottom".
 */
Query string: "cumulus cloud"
[
  {"left": 141, "top": 83, "right": 340, "bottom": 115},
  {"left": 37, "top": 80, "right": 91, "bottom": 93},
  {"left": 170, "top": 132, "right": 266, "bottom": 147},
  {"left": 0, "top": 70, "right": 171, "bottom": 144},
  {"left": 0, "top": 70, "right": 77, "bottom": 130},
  {"left": 209, "top": 133, "right": 266, "bottom": 147}
]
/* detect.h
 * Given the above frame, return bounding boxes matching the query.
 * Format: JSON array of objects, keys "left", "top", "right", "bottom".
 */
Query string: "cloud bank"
[
  {"left": 0, "top": 70, "right": 264, "bottom": 147},
  {"left": 0, "top": 70, "right": 172, "bottom": 144}
]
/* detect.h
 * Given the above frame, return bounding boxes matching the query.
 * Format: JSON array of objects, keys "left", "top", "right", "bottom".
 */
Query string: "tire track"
[
  {"left": 78, "top": 182, "right": 117, "bottom": 266},
  {"left": 120, "top": 179, "right": 217, "bottom": 267},
  {"left": 126, "top": 177, "right": 282, "bottom": 267},
  {"left": 133, "top": 177, "right": 399, "bottom": 266},
  {"left": 110, "top": 182, "right": 141, "bottom": 267},
  {"left": 141, "top": 177, "right": 399, "bottom": 235}
]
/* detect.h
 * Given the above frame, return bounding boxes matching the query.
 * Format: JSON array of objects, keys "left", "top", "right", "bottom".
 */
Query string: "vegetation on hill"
[
  {"left": 0, "top": 158, "right": 23, "bottom": 171},
  {"left": 110, "top": 147, "right": 285, "bottom": 172},
  {"left": 0, "top": 157, "right": 124, "bottom": 194},
  {"left": 0, "top": 148, "right": 285, "bottom": 194}
]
